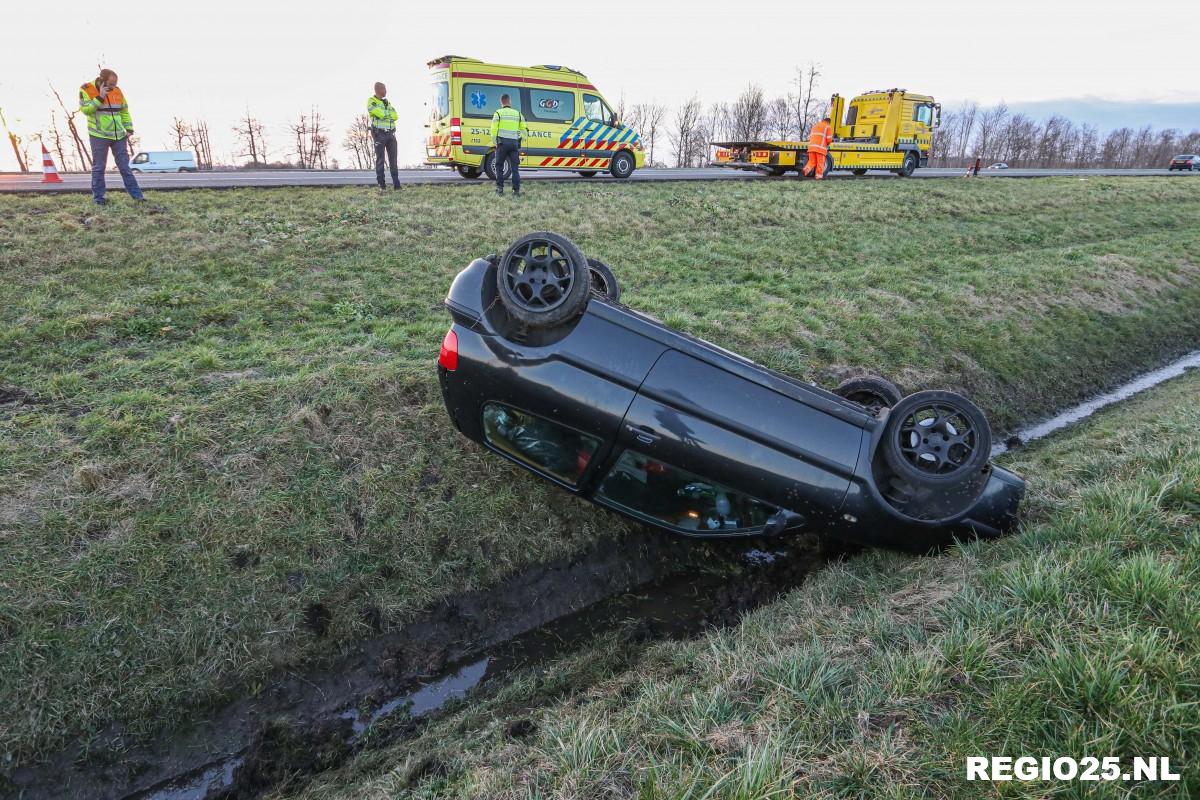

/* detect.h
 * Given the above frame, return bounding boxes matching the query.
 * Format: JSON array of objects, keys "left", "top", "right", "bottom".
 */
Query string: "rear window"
[
  {"left": 1173, "top": 154, "right": 1196, "bottom": 159},
  {"left": 482, "top": 403, "right": 600, "bottom": 486},
  {"left": 462, "top": 83, "right": 523, "bottom": 119},
  {"left": 431, "top": 80, "right": 449, "bottom": 120},
  {"left": 527, "top": 88, "right": 575, "bottom": 123}
]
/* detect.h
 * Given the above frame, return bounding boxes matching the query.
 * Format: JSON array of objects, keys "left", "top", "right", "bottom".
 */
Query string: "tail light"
[
  {"left": 450, "top": 117, "right": 462, "bottom": 146},
  {"left": 439, "top": 328, "right": 458, "bottom": 371}
]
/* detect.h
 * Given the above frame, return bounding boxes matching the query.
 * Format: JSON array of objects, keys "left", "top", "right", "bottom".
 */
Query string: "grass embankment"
[
  {"left": 1, "top": 178, "right": 1198, "bottom": 768},
  {"left": 284, "top": 372, "right": 1200, "bottom": 799}
]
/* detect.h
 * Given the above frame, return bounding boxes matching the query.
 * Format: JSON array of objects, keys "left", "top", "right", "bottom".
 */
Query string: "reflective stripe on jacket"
[
  {"left": 808, "top": 120, "right": 833, "bottom": 155},
  {"left": 79, "top": 82, "right": 133, "bottom": 140},
  {"left": 490, "top": 106, "right": 527, "bottom": 140},
  {"left": 367, "top": 96, "right": 398, "bottom": 130}
]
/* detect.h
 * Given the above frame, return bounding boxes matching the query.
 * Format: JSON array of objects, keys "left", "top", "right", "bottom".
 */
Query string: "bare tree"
[
  {"left": 791, "top": 62, "right": 822, "bottom": 139},
  {"left": 47, "top": 110, "right": 69, "bottom": 171},
  {"left": 50, "top": 82, "right": 90, "bottom": 169},
  {"left": 670, "top": 95, "right": 705, "bottom": 167},
  {"left": 233, "top": 110, "right": 268, "bottom": 166},
  {"left": 634, "top": 102, "right": 668, "bottom": 165},
  {"left": 343, "top": 114, "right": 374, "bottom": 170},
  {"left": 184, "top": 120, "right": 212, "bottom": 169},
  {"left": 767, "top": 96, "right": 794, "bottom": 140},
  {"left": 290, "top": 108, "right": 328, "bottom": 169},
  {"left": 170, "top": 117, "right": 190, "bottom": 151},
  {"left": 729, "top": 84, "right": 769, "bottom": 141}
]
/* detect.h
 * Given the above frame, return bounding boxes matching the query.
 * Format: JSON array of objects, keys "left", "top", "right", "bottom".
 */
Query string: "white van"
[{"left": 130, "top": 151, "right": 198, "bottom": 173}]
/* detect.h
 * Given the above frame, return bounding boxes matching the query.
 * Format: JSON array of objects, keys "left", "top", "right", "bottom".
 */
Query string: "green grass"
[
  {"left": 280, "top": 372, "right": 1200, "bottom": 799},
  {"left": 1, "top": 178, "right": 1199, "bottom": 768}
]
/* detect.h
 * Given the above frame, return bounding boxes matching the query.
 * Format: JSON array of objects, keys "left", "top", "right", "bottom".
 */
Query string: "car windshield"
[{"left": 430, "top": 80, "right": 449, "bottom": 120}]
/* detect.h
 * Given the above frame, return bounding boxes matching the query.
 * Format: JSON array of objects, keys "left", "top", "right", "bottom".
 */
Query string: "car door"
[{"left": 591, "top": 349, "right": 864, "bottom": 534}]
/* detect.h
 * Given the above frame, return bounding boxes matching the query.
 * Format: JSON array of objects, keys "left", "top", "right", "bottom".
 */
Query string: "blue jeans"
[
  {"left": 90, "top": 135, "right": 144, "bottom": 202},
  {"left": 495, "top": 139, "right": 521, "bottom": 193}
]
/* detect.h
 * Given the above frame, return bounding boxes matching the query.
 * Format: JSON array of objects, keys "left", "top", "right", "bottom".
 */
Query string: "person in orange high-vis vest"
[{"left": 802, "top": 116, "right": 834, "bottom": 180}]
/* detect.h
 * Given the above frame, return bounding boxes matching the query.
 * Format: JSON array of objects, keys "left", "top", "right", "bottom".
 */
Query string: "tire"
[
  {"left": 177, "top": 168, "right": 187, "bottom": 173},
  {"left": 482, "top": 151, "right": 511, "bottom": 182},
  {"left": 586, "top": 257, "right": 620, "bottom": 302},
  {"left": 834, "top": 375, "right": 903, "bottom": 414},
  {"left": 897, "top": 151, "right": 917, "bottom": 177},
  {"left": 882, "top": 390, "right": 991, "bottom": 487},
  {"left": 852, "top": 168, "right": 867, "bottom": 176},
  {"left": 609, "top": 150, "right": 635, "bottom": 179},
  {"left": 825, "top": 153, "right": 835, "bottom": 176},
  {"left": 766, "top": 166, "right": 786, "bottom": 177},
  {"left": 496, "top": 232, "right": 591, "bottom": 329},
  {"left": 132, "top": 168, "right": 141, "bottom": 173},
  {"left": 457, "top": 165, "right": 482, "bottom": 179},
  {"left": 577, "top": 170, "right": 598, "bottom": 178}
]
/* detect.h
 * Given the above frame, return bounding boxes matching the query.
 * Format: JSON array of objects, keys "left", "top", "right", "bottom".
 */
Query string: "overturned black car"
[{"left": 437, "top": 232, "right": 1023, "bottom": 548}]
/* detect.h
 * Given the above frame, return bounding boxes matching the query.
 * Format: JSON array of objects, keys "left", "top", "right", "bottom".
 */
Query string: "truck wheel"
[
  {"left": 825, "top": 153, "right": 835, "bottom": 176},
  {"left": 577, "top": 170, "right": 598, "bottom": 178},
  {"left": 897, "top": 152, "right": 917, "bottom": 177},
  {"left": 766, "top": 166, "right": 786, "bottom": 177},
  {"left": 609, "top": 151, "right": 635, "bottom": 179},
  {"left": 852, "top": 168, "right": 867, "bottom": 176},
  {"left": 482, "top": 152, "right": 511, "bottom": 182},
  {"left": 834, "top": 375, "right": 903, "bottom": 415},
  {"left": 496, "top": 232, "right": 591, "bottom": 329},
  {"left": 882, "top": 390, "right": 991, "bottom": 487},
  {"left": 586, "top": 257, "right": 621, "bottom": 302},
  {"left": 457, "top": 165, "right": 482, "bottom": 179}
]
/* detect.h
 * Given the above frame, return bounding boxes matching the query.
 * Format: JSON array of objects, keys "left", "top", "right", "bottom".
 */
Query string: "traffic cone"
[{"left": 41, "top": 144, "right": 62, "bottom": 183}]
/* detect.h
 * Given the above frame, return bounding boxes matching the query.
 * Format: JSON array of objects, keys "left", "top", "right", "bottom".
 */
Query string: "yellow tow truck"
[{"left": 712, "top": 89, "right": 940, "bottom": 177}]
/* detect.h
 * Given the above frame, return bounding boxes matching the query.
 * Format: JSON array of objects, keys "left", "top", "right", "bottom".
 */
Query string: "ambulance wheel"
[
  {"left": 897, "top": 152, "right": 917, "bottom": 177},
  {"left": 577, "top": 170, "right": 598, "bottom": 178},
  {"left": 587, "top": 257, "right": 621, "bottom": 302},
  {"left": 834, "top": 375, "right": 903, "bottom": 415},
  {"left": 852, "top": 168, "right": 868, "bottom": 176},
  {"left": 496, "top": 232, "right": 591, "bottom": 329},
  {"left": 457, "top": 165, "right": 482, "bottom": 179},
  {"left": 609, "top": 151, "right": 635, "bottom": 179},
  {"left": 482, "top": 152, "right": 511, "bottom": 182}
]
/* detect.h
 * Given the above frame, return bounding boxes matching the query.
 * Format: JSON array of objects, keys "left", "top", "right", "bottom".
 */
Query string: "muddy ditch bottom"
[{"left": 7, "top": 531, "right": 834, "bottom": 800}]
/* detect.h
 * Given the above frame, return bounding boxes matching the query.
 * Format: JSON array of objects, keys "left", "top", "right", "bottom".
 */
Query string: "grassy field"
[
  {"left": 282, "top": 371, "right": 1200, "bottom": 799},
  {"left": 1, "top": 177, "right": 1199, "bottom": 769}
]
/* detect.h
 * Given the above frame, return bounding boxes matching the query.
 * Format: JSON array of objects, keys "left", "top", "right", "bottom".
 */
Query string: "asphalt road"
[{"left": 1, "top": 166, "right": 1193, "bottom": 193}]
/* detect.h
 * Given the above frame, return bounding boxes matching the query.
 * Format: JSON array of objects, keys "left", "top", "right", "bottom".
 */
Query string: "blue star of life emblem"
[{"left": 470, "top": 92, "right": 487, "bottom": 109}]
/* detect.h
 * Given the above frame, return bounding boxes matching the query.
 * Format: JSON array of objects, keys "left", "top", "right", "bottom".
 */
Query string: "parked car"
[
  {"left": 1168, "top": 154, "right": 1198, "bottom": 171},
  {"left": 129, "top": 151, "right": 198, "bottom": 173},
  {"left": 437, "top": 233, "right": 1024, "bottom": 549},
  {"left": 986, "top": 162, "right": 1009, "bottom": 170}
]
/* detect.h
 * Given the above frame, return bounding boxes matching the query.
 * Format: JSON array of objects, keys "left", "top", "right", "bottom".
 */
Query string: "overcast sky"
[{"left": 2, "top": 0, "right": 1198, "bottom": 171}]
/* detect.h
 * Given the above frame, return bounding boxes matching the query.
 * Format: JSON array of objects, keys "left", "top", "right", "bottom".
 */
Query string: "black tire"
[
  {"left": 882, "top": 390, "right": 991, "bottom": 486},
  {"left": 825, "top": 153, "right": 835, "bottom": 176},
  {"left": 834, "top": 375, "right": 903, "bottom": 414},
  {"left": 496, "top": 232, "right": 591, "bottom": 329},
  {"left": 897, "top": 151, "right": 917, "bottom": 177},
  {"left": 177, "top": 167, "right": 187, "bottom": 173},
  {"left": 586, "top": 257, "right": 620, "bottom": 302},
  {"left": 609, "top": 151, "right": 635, "bottom": 179},
  {"left": 457, "top": 165, "right": 482, "bottom": 179},
  {"left": 482, "top": 151, "right": 511, "bottom": 182},
  {"left": 577, "top": 170, "right": 598, "bottom": 178},
  {"left": 766, "top": 166, "right": 786, "bottom": 177},
  {"left": 852, "top": 168, "right": 867, "bottom": 176}
]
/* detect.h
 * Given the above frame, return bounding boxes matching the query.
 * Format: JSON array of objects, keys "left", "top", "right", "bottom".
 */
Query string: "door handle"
[{"left": 627, "top": 424, "right": 660, "bottom": 444}]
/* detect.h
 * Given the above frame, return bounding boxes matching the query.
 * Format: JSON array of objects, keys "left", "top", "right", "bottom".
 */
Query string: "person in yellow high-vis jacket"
[
  {"left": 79, "top": 68, "right": 144, "bottom": 205},
  {"left": 489, "top": 94, "right": 527, "bottom": 197},
  {"left": 368, "top": 82, "right": 400, "bottom": 189}
]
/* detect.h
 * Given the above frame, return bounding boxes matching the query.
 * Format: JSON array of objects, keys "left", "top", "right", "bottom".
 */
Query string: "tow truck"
[{"left": 712, "top": 89, "right": 940, "bottom": 177}]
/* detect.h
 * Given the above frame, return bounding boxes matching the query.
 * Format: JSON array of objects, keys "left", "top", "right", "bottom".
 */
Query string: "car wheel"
[
  {"left": 577, "top": 170, "right": 598, "bottom": 178},
  {"left": 852, "top": 168, "right": 867, "bottom": 176},
  {"left": 586, "top": 257, "right": 621, "bottom": 302},
  {"left": 834, "top": 375, "right": 903, "bottom": 414},
  {"left": 457, "top": 165, "right": 482, "bottom": 179},
  {"left": 609, "top": 151, "right": 635, "bottom": 179},
  {"left": 482, "top": 152, "right": 511, "bottom": 182},
  {"left": 882, "top": 390, "right": 991, "bottom": 487},
  {"left": 897, "top": 152, "right": 917, "bottom": 177},
  {"left": 496, "top": 232, "right": 592, "bottom": 329}
]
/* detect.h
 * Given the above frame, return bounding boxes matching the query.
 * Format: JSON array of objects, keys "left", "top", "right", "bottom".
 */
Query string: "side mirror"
[{"left": 762, "top": 509, "right": 805, "bottom": 537}]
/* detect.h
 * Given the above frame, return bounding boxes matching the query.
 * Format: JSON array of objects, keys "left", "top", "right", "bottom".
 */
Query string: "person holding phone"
[
  {"left": 368, "top": 82, "right": 400, "bottom": 190},
  {"left": 79, "top": 68, "right": 144, "bottom": 205}
]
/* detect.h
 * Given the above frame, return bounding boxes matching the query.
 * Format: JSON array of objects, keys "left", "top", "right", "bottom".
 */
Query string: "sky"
[{"left": 2, "top": 0, "right": 1198, "bottom": 172}]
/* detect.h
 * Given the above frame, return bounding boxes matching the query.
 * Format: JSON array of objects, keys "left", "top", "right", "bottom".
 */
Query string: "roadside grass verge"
[
  {"left": 1, "top": 177, "right": 1198, "bottom": 767},
  {"left": 282, "top": 371, "right": 1200, "bottom": 800}
]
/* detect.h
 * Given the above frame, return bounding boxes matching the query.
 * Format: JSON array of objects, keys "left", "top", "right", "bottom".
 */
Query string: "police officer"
[
  {"left": 368, "top": 82, "right": 400, "bottom": 190},
  {"left": 489, "top": 93, "right": 527, "bottom": 197}
]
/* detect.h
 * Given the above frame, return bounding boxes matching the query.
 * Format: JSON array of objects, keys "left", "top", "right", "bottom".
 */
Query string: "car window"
[
  {"left": 913, "top": 104, "right": 933, "bottom": 125},
  {"left": 132, "top": 153, "right": 149, "bottom": 164},
  {"left": 482, "top": 403, "right": 600, "bottom": 485},
  {"left": 462, "top": 83, "right": 523, "bottom": 119},
  {"left": 583, "top": 94, "right": 614, "bottom": 125},
  {"left": 528, "top": 88, "right": 575, "bottom": 123},
  {"left": 595, "top": 450, "right": 775, "bottom": 533},
  {"left": 431, "top": 80, "right": 450, "bottom": 120}
]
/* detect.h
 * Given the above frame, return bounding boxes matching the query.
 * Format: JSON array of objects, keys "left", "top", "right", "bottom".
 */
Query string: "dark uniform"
[
  {"left": 490, "top": 103, "right": 528, "bottom": 196},
  {"left": 368, "top": 95, "right": 399, "bottom": 189}
]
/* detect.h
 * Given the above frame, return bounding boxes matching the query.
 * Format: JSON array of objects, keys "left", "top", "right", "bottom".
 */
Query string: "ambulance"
[{"left": 426, "top": 56, "right": 646, "bottom": 180}]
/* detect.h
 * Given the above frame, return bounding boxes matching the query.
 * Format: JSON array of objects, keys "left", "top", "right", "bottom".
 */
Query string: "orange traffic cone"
[{"left": 41, "top": 144, "right": 62, "bottom": 183}]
